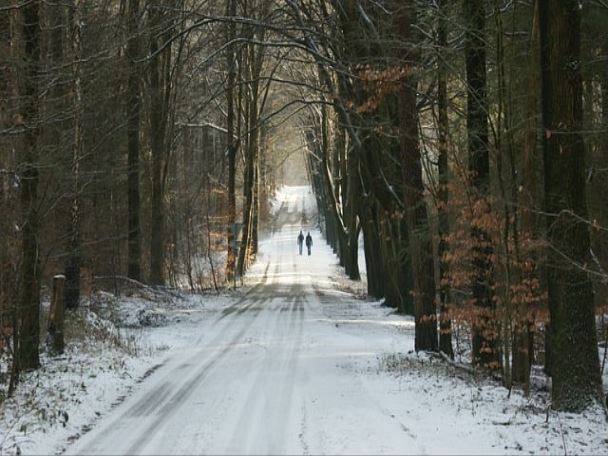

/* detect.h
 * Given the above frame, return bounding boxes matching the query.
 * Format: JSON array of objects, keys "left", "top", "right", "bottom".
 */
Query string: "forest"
[{"left": 1, "top": 0, "right": 608, "bottom": 451}]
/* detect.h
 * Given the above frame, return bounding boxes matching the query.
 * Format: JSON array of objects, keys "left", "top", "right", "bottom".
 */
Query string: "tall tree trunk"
[
  {"left": 338, "top": 114, "right": 360, "bottom": 281},
  {"left": 237, "top": 18, "right": 266, "bottom": 276},
  {"left": 319, "top": 105, "right": 344, "bottom": 258},
  {"left": 437, "top": 0, "right": 454, "bottom": 358},
  {"left": 379, "top": 216, "right": 414, "bottom": 314},
  {"left": 64, "top": 0, "right": 83, "bottom": 309},
  {"left": 464, "top": 0, "right": 497, "bottom": 368},
  {"left": 360, "top": 202, "right": 384, "bottom": 298},
  {"left": 236, "top": 95, "right": 256, "bottom": 276},
  {"left": 1, "top": 5, "right": 18, "bottom": 391},
  {"left": 18, "top": 0, "right": 42, "bottom": 371},
  {"left": 149, "top": 4, "right": 169, "bottom": 285},
  {"left": 394, "top": 1, "right": 437, "bottom": 352},
  {"left": 331, "top": 114, "right": 342, "bottom": 259},
  {"left": 253, "top": 126, "right": 268, "bottom": 255},
  {"left": 587, "top": 17, "right": 608, "bottom": 347},
  {"left": 252, "top": 156, "right": 259, "bottom": 254},
  {"left": 344, "top": 147, "right": 361, "bottom": 281},
  {"left": 513, "top": 0, "right": 541, "bottom": 388},
  {"left": 126, "top": 0, "right": 141, "bottom": 281},
  {"left": 225, "top": 0, "right": 237, "bottom": 284},
  {"left": 539, "top": 0, "right": 603, "bottom": 412},
  {"left": 335, "top": 124, "right": 358, "bottom": 280},
  {"left": 597, "top": 35, "right": 608, "bottom": 302}
]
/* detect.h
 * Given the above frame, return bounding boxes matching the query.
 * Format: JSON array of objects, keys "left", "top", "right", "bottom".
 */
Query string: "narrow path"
[{"left": 67, "top": 186, "right": 421, "bottom": 455}]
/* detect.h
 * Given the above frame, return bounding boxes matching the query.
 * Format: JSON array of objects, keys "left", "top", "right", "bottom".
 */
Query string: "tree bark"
[
  {"left": 252, "top": 155, "right": 259, "bottom": 254},
  {"left": 47, "top": 275, "right": 65, "bottom": 355},
  {"left": 126, "top": 0, "right": 141, "bottom": 281},
  {"left": 236, "top": 95, "right": 256, "bottom": 277},
  {"left": 237, "top": 13, "right": 266, "bottom": 276},
  {"left": 64, "top": 0, "right": 83, "bottom": 309},
  {"left": 18, "top": 0, "right": 42, "bottom": 371},
  {"left": 149, "top": 4, "right": 170, "bottom": 285},
  {"left": 342, "top": 118, "right": 360, "bottom": 281},
  {"left": 360, "top": 202, "right": 384, "bottom": 298},
  {"left": 395, "top": 1, "right": 437, "bottom": 352},
  {"left": 539, "top": 0, "right": 603, "bottom": 412},
  {"left": 513, "top": 0, "right": 541, "bottom": 388},
  {"left": 464, "top": 0, "right": 497, "bottom": 368},
  {"left": 587, "top": 12, "right": 608, "bottom": 346},
  {"left": 437, "top": 0, "right": 454, "bottom": 359},
  {"left": 225, "top": 0, "right": 237, "bottom": 284}
]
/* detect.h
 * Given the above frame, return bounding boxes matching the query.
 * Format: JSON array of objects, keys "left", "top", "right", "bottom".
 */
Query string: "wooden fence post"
[{"left": 47, "top": 274, "right": 65, "bottom": 355}]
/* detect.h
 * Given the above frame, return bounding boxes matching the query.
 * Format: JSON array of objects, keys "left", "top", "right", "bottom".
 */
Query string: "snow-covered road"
[
  {"left": 67, "top": 186, "right": 418, "bottom": 455},
  {"left": 64, "top": 186, "right": 608, "bottom": 456}
]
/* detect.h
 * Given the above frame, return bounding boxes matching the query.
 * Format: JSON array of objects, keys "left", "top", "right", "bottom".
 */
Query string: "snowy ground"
[{"left": 1, "top": 185, "right": 607, "bottom": 455}]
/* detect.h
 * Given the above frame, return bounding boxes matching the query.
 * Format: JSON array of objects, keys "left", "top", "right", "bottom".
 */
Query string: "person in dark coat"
[
  {"left": 305, "top": 232, "right": 313, "bottom": 256},
  {"left": 297, "top": 230, "right": 304, "bottom": 255}
]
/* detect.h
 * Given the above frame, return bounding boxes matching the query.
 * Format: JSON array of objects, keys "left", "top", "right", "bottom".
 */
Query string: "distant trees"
[{"left": 236, "top": 0, "right": 273, "bottom": 277}]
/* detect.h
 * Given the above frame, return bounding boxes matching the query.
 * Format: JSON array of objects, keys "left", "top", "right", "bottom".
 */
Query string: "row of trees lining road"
[
  {"left": 0, "top": 0, "right": 606, "bottom": 413},
  {"left": 297, "top": 0, "right": 606, "bottom": 412},
  {"left": 1, "top": 0, "right": 286, "bottom": 392}
]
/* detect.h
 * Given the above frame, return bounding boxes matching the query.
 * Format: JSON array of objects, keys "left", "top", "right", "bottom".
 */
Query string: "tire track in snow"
[
  {"left": 224, "top": 251, "right": 305, "bottom": 454},
  {"left": 123, "top": 269, "right": 278, "bottom": 454},
  {"left": 309, "top": 282, "right": 427, "bottom": 454},
  {"left": 123, "top": 294, "right": 263, "bottom": 421},
  {"left": 71, "top": 262, "right": 276, "bottom": 455},
  {"left": 218, "top": 261, "right": 271, "bottom": 320},
  {"left": 267, "top": 288, "right": 305, "bottom": 454},
  {"left": 224, "top": 299, "right": 284, "bottom": 453},
  {"left": 298, "top": 402, "right": 310, "bottom": 456}
]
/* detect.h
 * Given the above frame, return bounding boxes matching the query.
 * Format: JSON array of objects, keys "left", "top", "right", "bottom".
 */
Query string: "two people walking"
[{"left": 297, "top": 230, "right": 313, "bottom": 256}]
